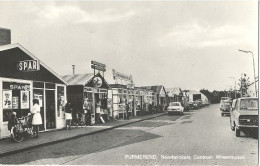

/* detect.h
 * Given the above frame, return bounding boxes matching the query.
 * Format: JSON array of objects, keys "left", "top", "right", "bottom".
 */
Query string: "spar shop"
[{"left": 0, "top": 43, "right": 68, "bottom": 138}]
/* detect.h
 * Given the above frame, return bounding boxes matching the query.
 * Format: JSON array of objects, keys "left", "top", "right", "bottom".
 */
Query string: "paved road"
[{"left": 0, "top": 104, "right": 258, "bottom": 165}]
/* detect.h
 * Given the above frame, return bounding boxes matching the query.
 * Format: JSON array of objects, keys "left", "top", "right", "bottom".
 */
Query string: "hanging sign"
[
  {"left": 3, "top": 90, "right": 12, "bottom": 109},
  {"left": 21, "top": 91, "right": 29, "bottom": 109},
  {"left": 91, "top": 61, "right": 106, "bottom": 72},
  {"left": 18, "top": 60, "right": 40, "bottom": 72}
]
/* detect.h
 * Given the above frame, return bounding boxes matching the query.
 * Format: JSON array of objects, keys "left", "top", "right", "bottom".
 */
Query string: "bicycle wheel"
[{"left": 11, "top": 127, "right": 24, "bottom": 143}]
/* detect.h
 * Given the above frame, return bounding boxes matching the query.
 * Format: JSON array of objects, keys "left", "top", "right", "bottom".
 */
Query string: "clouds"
[
  {"left": 28, "top": 3, "right": 138, "bottom": 26},
  {"left": 158, "top": 20, "right": 255, "bottom": 49},
  {"left": 0, "top": 1, "right": 257, "bottom": 91}
]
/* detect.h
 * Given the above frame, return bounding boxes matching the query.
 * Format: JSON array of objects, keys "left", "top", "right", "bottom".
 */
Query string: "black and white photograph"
[{"left": 0, "top": 0, "right": 258, "bottom": 165}]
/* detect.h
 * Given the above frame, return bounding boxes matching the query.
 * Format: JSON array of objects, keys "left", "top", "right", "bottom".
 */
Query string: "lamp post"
[
  {"left": 229, "top": 77, "right": 237, "bottom": 98},
  {"left": 238, "top": 49, "right": 257, "bottom": 97}
]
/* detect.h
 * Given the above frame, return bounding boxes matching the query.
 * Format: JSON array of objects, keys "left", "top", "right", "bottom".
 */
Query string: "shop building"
[
  {"left": 139, "top": 85, "right": 168, "bottom": 109},
  {"left": 0, "top": 43, "right": 68, "bottom": 138},
  {"left": 166, "top": 87, "right": 183, "bottom": 103},
  {"left": 105, "top": 69, "right": 135, "bottom": 119},
  {"left": 62, "top": 72, "right": 110, "bottom": 123}
]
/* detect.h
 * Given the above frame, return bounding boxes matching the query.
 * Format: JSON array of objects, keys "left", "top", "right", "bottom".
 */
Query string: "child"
[{"left": 8, "top": 112, "right": 18, "bottom": 135}]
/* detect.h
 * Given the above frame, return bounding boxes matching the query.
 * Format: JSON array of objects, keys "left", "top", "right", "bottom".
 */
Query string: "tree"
[{"left": 238, "top": 73, "right": 250, "bottom": 97}]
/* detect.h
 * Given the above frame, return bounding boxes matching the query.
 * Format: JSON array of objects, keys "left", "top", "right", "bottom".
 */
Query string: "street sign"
[
  {"left": 91, "top": 61, "right": 106, "bottom": 73},
  {"left": 91, "top": 61, "right": 106, "bottom": 67},
  {"left": 91, "top": 64, "right": 106, "bottom": 72}
]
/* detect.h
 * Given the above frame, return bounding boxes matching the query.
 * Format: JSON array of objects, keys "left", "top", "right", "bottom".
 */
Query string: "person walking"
[
  {"left": 83, "top": 98, "right": 92, "bottom": 126},
  {"left": 31, "top": 99, "right": 42, "bottom": 138},
  {"left": 65, "top": 101, "right": 73, "bottom": 129}
]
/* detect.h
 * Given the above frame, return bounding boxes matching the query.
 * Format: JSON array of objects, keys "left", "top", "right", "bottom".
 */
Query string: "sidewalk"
[{"left": 0, "top": 112, "right": 166, "bottom": 157}]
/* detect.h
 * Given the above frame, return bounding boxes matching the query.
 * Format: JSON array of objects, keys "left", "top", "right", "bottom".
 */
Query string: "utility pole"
[
  {"left": 229, "top": 77, "right": 237, "bottom": 98},
  {"left": 72, "top": 65, "right": 75, "bottom": 75}
]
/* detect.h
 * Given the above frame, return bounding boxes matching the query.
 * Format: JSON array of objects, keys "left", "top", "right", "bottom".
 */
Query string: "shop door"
[
  {"left": 45, "top": 90, "right": 56, "bottom": 129},
  {"left": 33, "top": 89, "right": 45, "bottom": 131}
]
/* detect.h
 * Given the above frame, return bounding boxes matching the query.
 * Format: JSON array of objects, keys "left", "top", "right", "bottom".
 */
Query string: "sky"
[{"left": 0, "top": 0, "right": 258, "bottom": 91}]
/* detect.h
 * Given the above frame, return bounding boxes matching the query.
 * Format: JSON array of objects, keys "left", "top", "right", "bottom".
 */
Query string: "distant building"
[
  {"left": 166, "top": 87, "right": 182, "bottom": 103},
  {"left": 186, "top": 90, "right": 209, "bottom": 104}
]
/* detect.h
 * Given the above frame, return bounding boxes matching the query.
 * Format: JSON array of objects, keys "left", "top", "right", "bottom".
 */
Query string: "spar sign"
[{"left": 18, "top": 60, "right": 40, "bottom": 72}]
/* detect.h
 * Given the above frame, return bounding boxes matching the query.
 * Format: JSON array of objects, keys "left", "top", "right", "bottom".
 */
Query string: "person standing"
[
  {"left": 83, "top": 98, "right": 92, "bottom": 126},
  {"left": 125, "top": 102, "right": 130, "bottom": 120},
  {"left": 31, "top": 99, "right": 42, "bottom": 138},
  {"left": 65, "top": 101, "right": 73, "bottom": 129},
  {"left": 95, "top": 100, "right": 101, "bottom": 123}
]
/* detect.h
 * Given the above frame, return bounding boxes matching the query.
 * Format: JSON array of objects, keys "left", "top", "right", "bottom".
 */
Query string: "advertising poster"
[
  {"left": 12, "top": 96, "right": 19, "bottom": 109},
  {"left": 3, "top": 90, "right": 12, "bottom": 109},
  {"left": 21, "top": 91, "right": 29, "bottom": 109}
]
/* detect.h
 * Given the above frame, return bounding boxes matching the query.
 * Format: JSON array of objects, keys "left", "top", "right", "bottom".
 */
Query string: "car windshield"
[
  {"left": 240, "top": 99, "right": 258, "bottom": 110},
  {"left": 170, "top": 103, "right": 180, "bottom": 106}
]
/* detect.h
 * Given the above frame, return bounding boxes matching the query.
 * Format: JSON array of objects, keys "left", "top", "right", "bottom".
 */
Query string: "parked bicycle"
[{"left": 8, "top": 113, "right": 37, "bottom": 143}]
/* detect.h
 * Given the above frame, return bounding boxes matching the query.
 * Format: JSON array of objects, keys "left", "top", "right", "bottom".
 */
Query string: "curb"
[{"left": 0, "top": 113, "right": 166, "bottom": 158}]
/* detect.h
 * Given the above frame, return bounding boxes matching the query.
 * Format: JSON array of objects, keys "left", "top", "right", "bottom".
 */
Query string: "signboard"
[
  {"left": 3, "top": 90, "right": 12, "bottom": 109},
  {"left": 12, "top": 97, "right": 19, "bottom": 109},
  {"left": 112, "top": 69, "right": 133, "bottom": 83},
  {"left": 91, "top": 65, "right": 106, "bottom": 72},
  {"left": 91, "top": 61, "right": 106, "bottom": 72},
  {"left": 93, "top": 76, "right": 103, "bottom": 88},
  {"left": 84, "top": 87, "right": 93, "bottom": 92},
  {"left": 21, "top": 91, "right": 29, "bottom": 109},
  {"left": 3, "top": 82, "right": 30, "bottom": 91},
  {"left": 18, "top": 60, "right": 40, "bottom": 72}
]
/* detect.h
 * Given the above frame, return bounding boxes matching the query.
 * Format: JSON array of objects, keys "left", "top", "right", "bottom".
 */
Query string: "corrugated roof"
[
  {"left": 166, "top": 87, "right": 182, "bottom": 97},
  {"left": 62, "top": 73, "right": 94, "bottom": 85}
]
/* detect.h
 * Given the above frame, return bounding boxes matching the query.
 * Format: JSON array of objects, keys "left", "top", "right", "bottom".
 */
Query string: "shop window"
[
  {"left": 57, "top": 86, "right": 65, "bottom": 117},
  {"left": 100, "top": 93, "right": 107, "bottom": 109},
  {"left": 84, "top": 91, "right": 93, "bottom": 101},
  {"left": 33, "top": 82, "right": 44, "bottom": 88},
  {"left": 45, "top": 83, "right": 55, "bottom": 89},
  {"left": 3, "top": 89, "right": 30, "bottom": 122}
]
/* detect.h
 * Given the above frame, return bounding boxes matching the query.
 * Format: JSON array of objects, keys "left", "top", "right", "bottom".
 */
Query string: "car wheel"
[
  {"left": 235, "top": 127, "right": 240, "bottom": 137},
  {"left": 221, "top": 113, "right": 224, "bottom": 117},
  {"left": 230, "top": 119, "right": 235, "bottom": 131}
]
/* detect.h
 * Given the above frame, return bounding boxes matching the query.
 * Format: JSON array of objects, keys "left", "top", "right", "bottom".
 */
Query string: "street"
[{"left": 0, "top": 104, "right": 258, "bottom": 165}]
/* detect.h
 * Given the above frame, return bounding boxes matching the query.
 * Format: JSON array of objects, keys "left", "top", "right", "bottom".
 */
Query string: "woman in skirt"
[
  {"left": 31, "top": 99, "right": 42, "bottom": 138},
  {"left": 65, "top": 101, "right": 73, "bottom": 129}
]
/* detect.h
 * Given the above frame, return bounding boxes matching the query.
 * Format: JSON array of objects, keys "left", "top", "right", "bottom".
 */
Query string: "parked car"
[
  {"left": 195, "top": 99, "right": 203, "bottom": 108},
  {"left": 188, "top": 101, "right": 195, "bottom": 110},
  {"left": 220, "top": 100, "right": 232, "bottom": 116},
  {"left": 167, "top": 102, "right": 184, "bottom": 115},
  {"left": 219, "top": 97, "right": 230, "bottom": 110},
  {"left": 230, "top": 97, "right": 258, "bottom": 137}
]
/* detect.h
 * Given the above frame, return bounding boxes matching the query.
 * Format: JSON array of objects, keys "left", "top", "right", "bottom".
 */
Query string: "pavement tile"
[{"left": 0, "top": 112, "right": 166, "bottom": 157}]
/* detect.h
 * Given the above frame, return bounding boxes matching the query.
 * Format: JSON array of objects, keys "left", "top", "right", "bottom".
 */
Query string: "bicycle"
[{"left": 9, "top": 115, "right": 36, "bottom": 143}]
